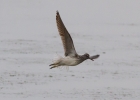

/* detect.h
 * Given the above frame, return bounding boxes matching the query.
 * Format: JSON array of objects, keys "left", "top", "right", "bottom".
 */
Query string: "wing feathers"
[{"left": 56, "top": 11, "right": 77, "bottom": 57}]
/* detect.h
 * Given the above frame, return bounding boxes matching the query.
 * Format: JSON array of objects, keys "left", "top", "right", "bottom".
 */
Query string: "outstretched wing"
[{"left": 56, "top": 11, "right": 77, "bottom": 57}]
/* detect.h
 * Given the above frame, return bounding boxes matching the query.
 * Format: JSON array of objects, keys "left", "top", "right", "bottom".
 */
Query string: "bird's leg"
[
  {"left": 49, "top": 63, "right": 59, "bottom": 69},
  {"left": 49, "top": 63, "right": 55, "bottom": 66},
  {"left": 50, "top": 65, "right": 59, "bottom": 69}
]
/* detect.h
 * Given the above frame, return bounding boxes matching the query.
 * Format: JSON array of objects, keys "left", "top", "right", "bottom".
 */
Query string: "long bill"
[{"left": 90, "top": 55, "right": 100, "bottom": 61}]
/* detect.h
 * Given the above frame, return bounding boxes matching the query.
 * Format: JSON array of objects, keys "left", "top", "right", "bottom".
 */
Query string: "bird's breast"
[{"left": 62, "top": 56, "right": 80, "bottom": 66}]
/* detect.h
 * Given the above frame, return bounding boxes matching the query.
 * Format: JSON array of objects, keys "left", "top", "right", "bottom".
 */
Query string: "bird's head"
[{"left": 83, "top": 53, "right": 90, "bottom": 59}]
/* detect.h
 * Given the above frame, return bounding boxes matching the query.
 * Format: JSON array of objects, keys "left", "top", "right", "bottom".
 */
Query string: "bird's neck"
[{"left": 79, "top": 55, "right": 88, "bottom": 62}]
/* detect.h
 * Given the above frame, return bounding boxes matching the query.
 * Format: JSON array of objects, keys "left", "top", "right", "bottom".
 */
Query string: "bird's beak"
[
  {"left": 90, "top": 58, "right": 94, "bottom": 61},
  {"left": 89, "top": 55, "right": 100, "bottom": 61}
]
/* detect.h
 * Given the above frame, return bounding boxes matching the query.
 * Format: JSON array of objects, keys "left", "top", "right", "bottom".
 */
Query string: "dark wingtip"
[
  {"left": 56, "top": 10, "right": 59, "bottom": 15},
  {"left": 56, "top": 11, "right": 59, "bottom": 20}
]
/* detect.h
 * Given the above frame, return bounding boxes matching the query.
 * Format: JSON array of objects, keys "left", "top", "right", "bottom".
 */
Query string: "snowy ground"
[{"left": 0, "top": 0, "right": 140, "bottom": 100}]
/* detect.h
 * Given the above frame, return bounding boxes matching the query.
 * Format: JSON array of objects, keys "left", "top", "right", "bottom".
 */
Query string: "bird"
[{"left": 50, "top": 11, "right": 100, "bottom": 69}]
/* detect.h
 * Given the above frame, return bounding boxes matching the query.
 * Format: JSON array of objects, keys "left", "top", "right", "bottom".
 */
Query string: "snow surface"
[{"left": 0, "top": 0, "right": 140, "bottom": 100}]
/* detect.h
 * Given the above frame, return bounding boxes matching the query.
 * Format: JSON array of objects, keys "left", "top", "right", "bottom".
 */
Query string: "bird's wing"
[{"left": 56, "top": 11, "right": 77, "bottom": 57}]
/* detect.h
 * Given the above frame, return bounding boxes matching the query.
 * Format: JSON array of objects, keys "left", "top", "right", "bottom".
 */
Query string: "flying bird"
[{"left": 50, "top": 11, "right": 99, "bottom": 69}]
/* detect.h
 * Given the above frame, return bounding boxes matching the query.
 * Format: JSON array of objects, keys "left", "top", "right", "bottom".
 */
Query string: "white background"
[{"left": 0, "top": 0, "right": 140, "bottom": 100}]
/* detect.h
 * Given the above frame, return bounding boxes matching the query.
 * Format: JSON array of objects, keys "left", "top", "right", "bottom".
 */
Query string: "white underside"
[{"left": 53, "top": 56, "right": 79, "bottom": 66}]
